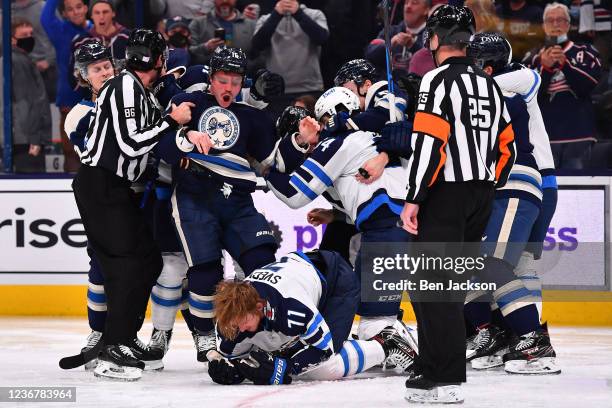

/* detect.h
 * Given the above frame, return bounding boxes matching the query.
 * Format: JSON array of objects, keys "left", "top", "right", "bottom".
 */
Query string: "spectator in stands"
[
  {"left": 72, "top": 1, "right": 130, "bottom": 66},
  {"left": 189, "top": 0, "right": 257, "bottom": 65},
  {"left": 113, "top": 0, "right": 166, "bottom": 29},
  {"left": 293, "top": 94, "right": 316, "bottom": 114},
  {"left": 365, "top": 0, "right": 430, "bottom": 76},
  {"left": 41, "top": 0, "right": 92, "bottom": 173},
  {"left": 252, "top": 0, "right": 328, "bottom": 111},
  {"left": 524, "top": 2, "right": 602, "bottom": 169},
  {"left": 7, "top": 0, "right": 57, "bottom": 101},
  {"left": 165, "top": 0, "right": 213, "bottom": 19},
  {"left": 495, "top": 0, "right": 545, "bottom": 61},
  {"left": 165, "top": 16, "right": 193, "bottom": 69},
  {"left": 579, "top": 0, "right": 612, "bottom": 70},
  {"left": 0, "top": 18, "right": 52, "bottom": 173}
]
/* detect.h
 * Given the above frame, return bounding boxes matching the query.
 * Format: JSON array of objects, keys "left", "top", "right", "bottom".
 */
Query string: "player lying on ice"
[{"left": 206, "top": 250, "right": 417, "bottom": 385}]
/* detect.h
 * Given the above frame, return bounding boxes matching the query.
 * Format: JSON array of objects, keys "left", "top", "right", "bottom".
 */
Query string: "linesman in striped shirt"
[
  {"left": 399, "top": 6, "right": 516, "bottom": 404},
  {"left": 72, "top": 29, "right": 209, "bottom": 381}
]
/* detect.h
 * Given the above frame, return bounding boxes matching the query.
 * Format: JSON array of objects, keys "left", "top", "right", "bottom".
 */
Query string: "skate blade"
[
  {"left": 144, "top": 360, "right": 164, "bottom": 371},
  {"left": 404, "top": 386, "right": 464, "bottom": 404},
  {"left": 84, "top": 358, "right": 98, "bottom": 371},
  {"left": 504, "top": 357, "right": 561, "bottom": 375},
  {"left": 471, "top": 355, "right": 503, "bottom": 370},
  {"left": 93, "top": 361, "right": 143, "bottom": 381}
]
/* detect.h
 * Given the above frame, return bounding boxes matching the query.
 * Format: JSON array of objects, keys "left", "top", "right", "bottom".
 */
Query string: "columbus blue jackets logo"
[{"left": 198, "top": 106, "right": 240, "bottom": 150}]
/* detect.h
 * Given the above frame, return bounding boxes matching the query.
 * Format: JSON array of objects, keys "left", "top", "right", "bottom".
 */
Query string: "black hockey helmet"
[
  {"left": 467, "top": 32, "right": 513, "bottom": 74},
  {"left": 209, "top": 46, "right": 248, "bottom": 77},
  {"left": 333, "top": 59, "right": 378, "bottom": 87},
  {"left": 425, "top": 5, "right": 475, "bottom": 48},
  {"left": 75, "top": 39, "right": 113, "bottom": 80},
  {"left": 276, "top": 105, "right": 311, "bottom": 139},
  {"left": 126, "top": 29, "right": 168, "bottom": 71}
]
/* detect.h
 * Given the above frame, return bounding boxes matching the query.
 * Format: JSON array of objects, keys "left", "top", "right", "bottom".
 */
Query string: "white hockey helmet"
[{"left": 314, "top": 87, "right": 361, "bottom": 121}]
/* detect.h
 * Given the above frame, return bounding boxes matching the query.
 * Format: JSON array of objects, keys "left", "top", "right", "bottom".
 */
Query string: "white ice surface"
[{"left": 1, "top": 318, "right": 611, "bottom": 408}]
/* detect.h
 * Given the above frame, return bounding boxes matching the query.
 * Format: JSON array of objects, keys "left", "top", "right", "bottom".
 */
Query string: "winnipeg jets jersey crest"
[{"left": 198, "top": 106, "right": 240, "bottom": 150}]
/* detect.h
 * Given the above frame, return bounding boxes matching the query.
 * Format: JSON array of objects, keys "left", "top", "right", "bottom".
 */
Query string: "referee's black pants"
[
  {"left": 411, "top": 181, "right": 494, "bottom": 383},
  {"left": 73, "top": 165, "right": 163, "bottom": 345}
]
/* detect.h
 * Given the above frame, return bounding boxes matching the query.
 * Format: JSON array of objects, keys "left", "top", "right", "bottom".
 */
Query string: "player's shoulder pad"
[{"left": 171, "top": 90, "right": 199, "bottom": 105}]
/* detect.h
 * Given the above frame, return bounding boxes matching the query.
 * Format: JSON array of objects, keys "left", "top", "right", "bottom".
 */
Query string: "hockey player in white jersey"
[
  {"left": 208, "top": 250, "right": 416, "bottom": 385},
  {"left": 265, "top": 88, "right": 416, "bottom": 348},
  {"left": 464, "top": 33, "right": 560, "bottom": 375}
]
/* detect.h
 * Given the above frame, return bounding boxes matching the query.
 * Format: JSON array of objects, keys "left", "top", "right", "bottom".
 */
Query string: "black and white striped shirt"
[
  {"left": 80, "top": 70, "right": 179, "bottom": 181},
  {"left": 406, "top": 56, "right": 516, "bottom": 203}
]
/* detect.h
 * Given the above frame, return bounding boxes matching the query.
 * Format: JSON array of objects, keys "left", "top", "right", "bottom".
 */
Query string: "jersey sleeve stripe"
[
  {"left": 413, "top": 112, "right": 450, "bottom": 142},
  {"left": 304, "top": 313, "right": 324, "bottom": 337},
  {"left": 523, "top": 70, "right": 540, "bottom": 103},
  {"left": 496, "top": 124, "right": 515, "bottom": 180},
  {"left": 289, "top": 175, "right": 319, "bottom": 200},
  {"left": 303, "top": 159, "right": 333, "bottom": 187},
  {"left": 313, "top": 332, "right": 333, "bottom": 350}
]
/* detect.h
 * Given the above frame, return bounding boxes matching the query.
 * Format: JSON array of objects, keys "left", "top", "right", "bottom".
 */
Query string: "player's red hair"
[{"left": 214, "top": 281, "right": 262, "bottom": 340}]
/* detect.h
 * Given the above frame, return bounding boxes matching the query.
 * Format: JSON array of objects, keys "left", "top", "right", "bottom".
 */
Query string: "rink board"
[{"left": 1, "top": 176, "right": 611, "bottom": 325}]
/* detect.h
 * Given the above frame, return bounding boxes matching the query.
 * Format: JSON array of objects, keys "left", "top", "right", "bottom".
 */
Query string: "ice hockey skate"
[
  {"left": 93, "top": 344, "right": 145, "bottom": 381},
  {"left": 503, "top": 324, "right": 561, "bottom": 375}
]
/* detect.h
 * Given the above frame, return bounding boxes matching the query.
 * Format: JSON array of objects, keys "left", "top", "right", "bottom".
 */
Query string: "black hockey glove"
[
  {"left": 235, "top": 350, "right": 293, "bottom": 385},
  {"left": 251, "top": 69, "right": 285, "bottom": 101},
  {"left": 375, "top": 121, "right": 413, "bottom": 158},
  {"left": 208, "top": 358, "right": 245, "bottom": 385}
]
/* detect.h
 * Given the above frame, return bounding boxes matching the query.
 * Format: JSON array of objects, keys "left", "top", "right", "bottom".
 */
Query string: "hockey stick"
[
  {"left": 59, "top": 340, "right": 103, "bottom": 370},
  {"left": 382, "top": 0, "right": 397, "bottom": 123}
]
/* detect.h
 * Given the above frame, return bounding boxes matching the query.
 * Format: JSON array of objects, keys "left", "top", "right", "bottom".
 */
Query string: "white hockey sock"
[
  {"left": 515, "top": 251, "right": 542, "bottom": 320},
  {"left": 151, "top": 252, "right": 188, "bottom": 331},
  {"left": 300, "top": 339, "right": 386, "bottom": 381},
  {"left": 358, "top": 315, "right": 397, "bottom": 340}
]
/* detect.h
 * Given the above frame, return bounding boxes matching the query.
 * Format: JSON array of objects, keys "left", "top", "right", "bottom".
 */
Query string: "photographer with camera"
[{"left": 523, "top": 2, "right": 602, "bottom": 169}]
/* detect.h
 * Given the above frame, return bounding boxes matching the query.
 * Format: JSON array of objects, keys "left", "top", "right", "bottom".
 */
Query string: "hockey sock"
[
  {"left": 87, "top": 252, "right": 106, "bottom": 333},
  {"left": 490, "top": 305, "right": 511, "bottom": 332},
  {"left": 463, "top": 301, "right": 492, "bottom": 329},
  {"left": 300, "top": 340, "right": 386, "bottom": 381},
  {"left": 187, "top": 260, "right": 223, "bottom": 333},
  {"left": 151, "top": 252, "right": 188, "bottom": 331},
  {"left": 515, "top": 251, "right": 543, "bottom": 321},
  {"left": 237, "top": 244, "right": 277, "bottom": 277},
  {"left": 180, "top": 278, "right": 195, "bottom": 332},
  {"left": 357, "top": 315, "right": 397, "bottom": 340}
]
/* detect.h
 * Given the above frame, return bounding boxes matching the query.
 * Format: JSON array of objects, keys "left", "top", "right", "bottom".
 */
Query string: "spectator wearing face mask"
[
  {"left": 165, "top": 16, "right": 194, "bottom": 69},
  {"left": 0, "top": 18, "right": 52, "bottom": 173}
]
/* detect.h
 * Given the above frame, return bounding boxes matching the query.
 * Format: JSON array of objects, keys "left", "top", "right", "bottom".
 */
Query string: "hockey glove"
[
  {"left": 251, "top": 69, "right": 285, "bottom": 101},
  {"left": 325, "top": 111, "right": 350, "bottom": 134},
  {"left": 151, "top": 74, "right": 183, "bottom": 109},
  {"left": 235, "top": 350, "right": 293, "bottom": 385},
  {"left": 375, "top": 121, "right": 413, "bottom": 157},
  {"left": 208, "top": 358, "right": 245, "bottom": 385}
]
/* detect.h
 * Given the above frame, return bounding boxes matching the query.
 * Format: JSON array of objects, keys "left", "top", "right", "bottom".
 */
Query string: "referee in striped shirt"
[
  {"left": 72, "top": 29, "right": 203, "bottom": 378},
  {"left": 400, "top": 6, "right": 516, "bottom": 403}
]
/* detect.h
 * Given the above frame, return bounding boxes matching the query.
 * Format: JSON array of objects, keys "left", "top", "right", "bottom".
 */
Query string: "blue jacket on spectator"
[{"left": 40, "top": 0, "right": 92, "bottom": 108}]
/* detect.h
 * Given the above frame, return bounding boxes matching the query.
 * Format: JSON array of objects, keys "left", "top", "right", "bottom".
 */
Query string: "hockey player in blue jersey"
[
  {"left": 145, "top": 62, "right": 285, "bottom": 363},
  {"left": 266, "top": 88, "right": 416, "bottom": 344},
  {"left": 207, "top": 250, "right": 416, "bottom": 385},
  {"left": 163, "top": 46, "right": 308, "bottom": 362},
  {"left": 464, "top": 33, "right": 560, "bottom": 375}
]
